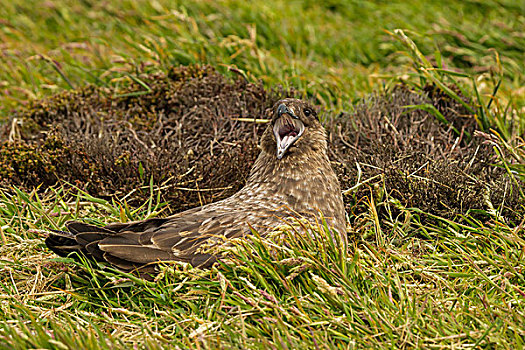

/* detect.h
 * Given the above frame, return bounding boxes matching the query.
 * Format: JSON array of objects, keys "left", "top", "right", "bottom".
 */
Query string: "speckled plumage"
[{"left": 45, "top": 98, "right": 346, "bottom": 275}]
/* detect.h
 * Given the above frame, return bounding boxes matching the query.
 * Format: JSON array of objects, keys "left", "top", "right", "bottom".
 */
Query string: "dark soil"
[{"left": 1, "top": 65, "right": 522, "bottom": 223}]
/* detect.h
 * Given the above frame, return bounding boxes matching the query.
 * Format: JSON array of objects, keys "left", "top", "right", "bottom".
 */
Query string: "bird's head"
[{"left": 261, "top": 98, "right": 326, "bottom": 160}]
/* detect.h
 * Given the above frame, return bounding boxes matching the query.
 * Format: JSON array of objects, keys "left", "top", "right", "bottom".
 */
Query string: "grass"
[
  {"left": 1, "top": 0, "right": 524, "bottom": 348},
  {"left": 1, "top": 0, "right": 523, "bottom": 115},
  {"left": 1, "top": 183, "right": 524, "bottom": 348}
]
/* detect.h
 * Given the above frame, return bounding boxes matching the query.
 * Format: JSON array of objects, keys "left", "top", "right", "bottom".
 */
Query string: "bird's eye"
[{"left": 304, "top": 108, "right": 312, "bottom": 117}]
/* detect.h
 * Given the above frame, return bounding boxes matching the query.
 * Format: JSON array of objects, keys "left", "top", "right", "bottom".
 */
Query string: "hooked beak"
[
  {"left": 273, "top": 104, "right": 304, "bottom": 159},
  {"left": 277, "top": 104, "right": 299, "bottom": 120}
]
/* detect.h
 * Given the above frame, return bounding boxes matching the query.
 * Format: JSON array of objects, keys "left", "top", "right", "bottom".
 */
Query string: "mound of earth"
[{"left": 0, "top": 65, "right": 521, "bottom": 223}]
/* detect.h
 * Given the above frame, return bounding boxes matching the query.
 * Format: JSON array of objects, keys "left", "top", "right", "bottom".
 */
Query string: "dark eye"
[{"left": 304, "top": 108, "right": 312, "bottom": 117}]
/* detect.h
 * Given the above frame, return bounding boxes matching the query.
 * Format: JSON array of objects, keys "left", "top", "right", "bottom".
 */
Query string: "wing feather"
[{"left": 46, "top": 199, "right": 267, "bottom": 273}]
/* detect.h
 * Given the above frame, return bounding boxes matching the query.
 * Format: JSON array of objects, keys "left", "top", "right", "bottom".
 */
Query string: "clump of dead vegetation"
[
  {"left": 0, "top": 65, "right": 522, "bottom": 222},
  {"left": 1, "top": 65, "right": 293, "bottom": 211},
  {"left": 330, "top": 84, "right": 522, "bottom": 222}
]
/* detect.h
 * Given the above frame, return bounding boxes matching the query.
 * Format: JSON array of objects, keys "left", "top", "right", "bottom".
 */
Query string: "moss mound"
[{"left": 0, "top": 66, "right": 521, "bottom": 222}]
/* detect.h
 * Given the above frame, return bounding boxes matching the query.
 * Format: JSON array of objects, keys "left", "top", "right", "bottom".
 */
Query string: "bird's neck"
[{"left": 247, "top": 148, "right": 331, "bottom": 186}]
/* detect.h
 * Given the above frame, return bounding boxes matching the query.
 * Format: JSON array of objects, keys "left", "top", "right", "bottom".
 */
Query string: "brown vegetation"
[{"left": 0, "top": 65, "right": 521, "bottom": 222}]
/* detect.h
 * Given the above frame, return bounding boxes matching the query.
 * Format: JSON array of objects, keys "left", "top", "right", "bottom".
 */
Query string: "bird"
[{"left": 45, "top": 98, "right": 346, "bottom": 277}]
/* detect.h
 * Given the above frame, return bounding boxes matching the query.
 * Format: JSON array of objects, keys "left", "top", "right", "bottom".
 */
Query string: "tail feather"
[
  {"left": 104, "top": 218, "right": 169, "bottom": 233},
  {"left": 85, "top": 241, "right": 107, "bottom": 261},
  {"left": 75, "top": 232, "right": 111, "bottom": 246},
  {"left": 45, "top": 221, "right": 170, "bottom": 278},
  {"left": 45, "top": 230, "right": 84, "bottom": 257},
  {"left": 67, "top": 221, "right": 116, "bottom": 234}
]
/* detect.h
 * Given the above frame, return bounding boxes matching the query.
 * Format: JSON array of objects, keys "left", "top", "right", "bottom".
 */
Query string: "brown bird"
[{"left": 45, "top": 98, "right": 346, "bottom": 276}]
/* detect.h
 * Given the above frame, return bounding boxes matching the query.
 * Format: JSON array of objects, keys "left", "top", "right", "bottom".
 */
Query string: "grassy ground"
[
  {"left": 1, "top": 0, "right": 523, "bottom": 114},
  {"left": 1, "top": 0, "right": 524, "bottom": 349}
]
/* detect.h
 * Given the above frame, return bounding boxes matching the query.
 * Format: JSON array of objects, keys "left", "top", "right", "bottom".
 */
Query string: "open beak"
[{"left": 273, "top": 104, "right": 305, "bottom": 159}]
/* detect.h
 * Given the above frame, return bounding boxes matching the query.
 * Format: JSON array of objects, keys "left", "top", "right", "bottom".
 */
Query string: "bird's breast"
[{"left": 242, "top": 150, "right": 346, "bottom": 234}]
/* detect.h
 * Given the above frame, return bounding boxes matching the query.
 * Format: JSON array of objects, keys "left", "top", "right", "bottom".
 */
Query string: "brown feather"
[
  {"left": 45, "top": 99, "right": 346, "bottom": 278},
  {"left": 67, "top": 222, "right": 115, "bottom": 234},
  {"left": 98, "top": 244, "right": 173, "bottom": 264},
  {"left": 103, "top": 253, "right": 144, "bottom": 271},
  {"left": 75, "top": 233, "right": 109, "bottom": 246},
  {"left": 85, "top": 241, "right": 106, "bottom": 261}
]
